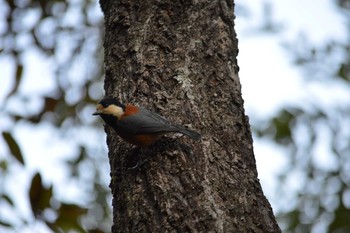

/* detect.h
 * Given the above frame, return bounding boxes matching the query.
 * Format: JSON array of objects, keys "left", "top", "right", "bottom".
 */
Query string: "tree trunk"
[{"left": 99, "top": 0, "right": 281, "bottom": 232}]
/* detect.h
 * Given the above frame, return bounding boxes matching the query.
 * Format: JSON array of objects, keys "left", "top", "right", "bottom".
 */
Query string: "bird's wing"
[{"left": 119, "top": 108, "right": 177, "bottom": 134}]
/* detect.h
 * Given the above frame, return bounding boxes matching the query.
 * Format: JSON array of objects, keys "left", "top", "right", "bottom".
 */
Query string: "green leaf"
[
  {"left": 0, "top": 160, "right": 8, "bottom": 171},
  {"left": 272, "top": 110, "right": 294, "bottom": 144},
  {"left": 2, "top": 132, "right": 24, "bottom": 165},
  {"left": 337, "top": 63, "right": 349, "bottom": 81},
  {"left": 54, "top": 203, "right": 87, "bottom": 232},
  {"left": 57, "top": 203, "right": 88, "bottom": 221}
]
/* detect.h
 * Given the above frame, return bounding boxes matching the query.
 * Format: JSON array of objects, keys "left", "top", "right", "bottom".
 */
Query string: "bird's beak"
[
  {"left": 92, "top": 104, "right": 104, "bottom": 116},
  {"left": 92, "top": 110, "right": 102, "bottom": 116}
]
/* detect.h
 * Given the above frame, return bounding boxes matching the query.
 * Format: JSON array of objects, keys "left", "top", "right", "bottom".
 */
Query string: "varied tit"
[{"left": 93, "top": 97, "right": 201, "bottom": 147}]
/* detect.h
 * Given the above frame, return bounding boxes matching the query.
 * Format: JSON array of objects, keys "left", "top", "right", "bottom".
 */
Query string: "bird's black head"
[
  {"left": 92, "top": 97, "right": 126, "bottom": 119},
  {"left": 99, "top": 97, "right": 125, "bottom": 109}
]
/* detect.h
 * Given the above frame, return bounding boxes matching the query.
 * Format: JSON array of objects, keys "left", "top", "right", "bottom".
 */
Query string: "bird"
[{"left": 93, "top": 97, "right": 201, "bottom": 147}]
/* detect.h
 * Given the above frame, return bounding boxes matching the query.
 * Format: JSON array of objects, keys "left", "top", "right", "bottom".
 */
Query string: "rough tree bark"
[{"left": 99, "top": 0, "right": 281, "bottom": 232}]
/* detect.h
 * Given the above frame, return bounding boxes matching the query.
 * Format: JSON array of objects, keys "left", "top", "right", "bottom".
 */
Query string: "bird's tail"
[{"left": 176, "top": 126, "right": 201, "bottom": 141}]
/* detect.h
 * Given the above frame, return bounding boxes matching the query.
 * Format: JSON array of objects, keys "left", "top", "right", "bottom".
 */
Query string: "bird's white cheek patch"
[
  {"left": 105, "top": 105, "right": 124, "bottom": 119},
  {"left": 96, "top": 104, "right": 104, "bottom": 111}
]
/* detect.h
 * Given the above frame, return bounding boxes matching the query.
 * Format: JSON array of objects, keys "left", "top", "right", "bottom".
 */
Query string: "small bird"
[{"left": 93, "top": 97, "right": 201, "bottom": 147}]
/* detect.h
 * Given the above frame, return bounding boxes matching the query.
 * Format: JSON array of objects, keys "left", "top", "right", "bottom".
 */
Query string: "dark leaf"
[
  {"left": 1, "top": 194, "right": 14, "bottom": 206},
  {"left": 43, "top": 97, "right": 59, "bottom": 112},
  {"left": 7, "top": 64, "right": 23, "bottom": 98},
  {"left": 2, "top": 132, "right": 24, "bottom": 165},
  {"left": 0, "top": 220, "right": 12, "bottom": 228},
  {"left": 29, "top": 173, "right": 53, "bottom": 218}
]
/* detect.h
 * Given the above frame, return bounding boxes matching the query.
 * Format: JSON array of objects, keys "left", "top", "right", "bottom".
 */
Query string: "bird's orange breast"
[{"left": 119, "top": 133, "right": 161, "bottom": 147}]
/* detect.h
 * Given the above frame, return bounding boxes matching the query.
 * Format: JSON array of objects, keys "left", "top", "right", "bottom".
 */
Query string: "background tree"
[{"left": 99, "top": 0, "right": 280, "bottom": 232}]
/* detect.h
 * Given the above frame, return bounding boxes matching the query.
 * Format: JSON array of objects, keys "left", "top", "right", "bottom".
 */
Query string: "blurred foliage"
[
  {"left": 0, "top": 0, "right": 109, "bottom": 232},
  {"left": 250, "top": 1, "right": 350, "bottom": 232}
]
